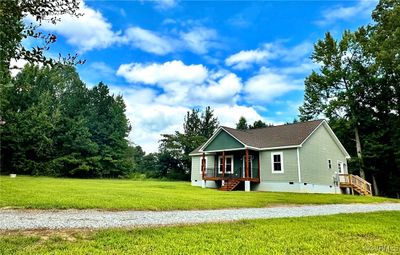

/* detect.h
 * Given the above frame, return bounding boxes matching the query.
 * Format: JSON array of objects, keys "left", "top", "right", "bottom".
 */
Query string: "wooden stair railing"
[
  {"left": 219, "top": 179, "right": 241, "bottom": 191},
  {"left": 339, "top": 174, "right": 372, "bottom": 196}
]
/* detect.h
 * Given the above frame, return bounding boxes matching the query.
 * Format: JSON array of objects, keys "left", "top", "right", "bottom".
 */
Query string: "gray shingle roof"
[{"left": 190, "top": 119, "right": 324, "bottom": 154}]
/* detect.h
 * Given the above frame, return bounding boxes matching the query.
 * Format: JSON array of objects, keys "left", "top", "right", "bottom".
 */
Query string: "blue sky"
[{"left": 22, "top": 0, "right": 378, "bottom": 152}]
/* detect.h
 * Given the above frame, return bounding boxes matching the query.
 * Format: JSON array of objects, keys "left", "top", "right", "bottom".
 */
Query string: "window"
[
  {"left": 218, "top": 155, "right": 234, "bottom": 174},
  {"left": 328, "top": 159, "right": 332, "bottom": 169},
  {"left": 337, "top": 161, "right": 343, "bottom": 173},
  {"left": 271, "top": 152, "right": 284, "bottom": 173},
  {"left": 199, "top": 157, "right": 207, "bottom": 174}
]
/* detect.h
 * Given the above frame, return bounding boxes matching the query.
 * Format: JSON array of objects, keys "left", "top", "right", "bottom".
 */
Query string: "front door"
[{"left": 242, "top": 156, "right": 253, "bottom": 178}]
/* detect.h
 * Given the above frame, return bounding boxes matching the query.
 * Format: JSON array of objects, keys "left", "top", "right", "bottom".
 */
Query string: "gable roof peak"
[{"left": 190, "top": 119, "right": 330, "bottom": 155}]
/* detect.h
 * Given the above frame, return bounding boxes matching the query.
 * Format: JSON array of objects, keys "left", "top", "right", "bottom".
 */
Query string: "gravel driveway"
[{"left": 1, "top": 203, "right": 399, "bottom": 230}]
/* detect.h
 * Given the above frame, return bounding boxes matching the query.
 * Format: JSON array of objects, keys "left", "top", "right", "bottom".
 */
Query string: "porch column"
[
  {"left": 222, "top": 151, "right": 226, "bottom": 178},
  {"left": 201, "top": 153, "right": 206, "bottom": 188},
  {"left": 201, "top": 153, "right": 205, "bottom": 179},
  {"left": 245, "top": 148, "right": 249, "bottom": 178},
  {"left": 258, "top": 153, "right": 261, "bottom": 179}
]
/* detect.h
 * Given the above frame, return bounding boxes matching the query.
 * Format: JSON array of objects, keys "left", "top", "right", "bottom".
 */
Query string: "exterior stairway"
[
  {"left": 219, "top": 179, "right": 241, "bottom": 191},
  {"left": 339, "top": 174, "right": 372, "bottom": 196}
]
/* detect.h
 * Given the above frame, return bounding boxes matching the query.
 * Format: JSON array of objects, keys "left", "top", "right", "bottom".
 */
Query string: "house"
[{"left": 189, "top": 119, "right": 372, "bottom": 195}]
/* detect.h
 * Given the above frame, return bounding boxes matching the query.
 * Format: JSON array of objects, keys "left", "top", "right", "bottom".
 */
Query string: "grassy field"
[
  {"left": 1, "top": 211, "right": 399, "bottom": 254},
  {"left": 0, "top": 176, "right": 397, "bottom": 210}
]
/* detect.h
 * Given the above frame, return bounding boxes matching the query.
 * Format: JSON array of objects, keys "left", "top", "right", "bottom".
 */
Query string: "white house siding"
[
  {"left": 299, "top": 124, "right": 348, "bottom": 190},
  {"left": 191, "top": 155, "right": 217, "bottom": 188}
]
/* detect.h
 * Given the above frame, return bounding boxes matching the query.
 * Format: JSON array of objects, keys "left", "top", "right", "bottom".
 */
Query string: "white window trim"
[
  {"left": 218, "top": 155, "right": 234, "bottom": 174},
  {"left": 242, "top": 155, "right": 253, "bottom": 177},
  {"left": 327, "top": 159, "right": 332, "bottom": 170},
  {"left": 337, "top": 160, "right": 344, "bottom": 174},
  {"left": 271, "top": 152, "right": 284, "bottom": 174},
  {"left": 199, "top": 157, "right": 208, "bottom": 174}
]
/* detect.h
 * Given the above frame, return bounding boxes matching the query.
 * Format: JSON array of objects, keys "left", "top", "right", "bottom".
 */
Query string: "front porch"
[{"left": 200, "top": 149, "right": 260, "bottom": 190}]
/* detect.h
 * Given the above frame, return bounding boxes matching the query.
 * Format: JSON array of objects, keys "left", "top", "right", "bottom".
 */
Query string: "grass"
[
  {"left": 0, "top": 176, "right": 397, "bottom": 210},
  {"left": 1, "top": 212, "right": 400, "bottom": 254}
]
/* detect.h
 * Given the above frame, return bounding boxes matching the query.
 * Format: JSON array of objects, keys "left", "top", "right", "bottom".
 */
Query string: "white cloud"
[
  {"left": 119, "top": 26, "right": 221, "bottom": 55},
  {"left": 192, "top": 73, "right": 242, "bottom": 104},
  {"left": 115, "top": 60, "right": 299, "bottom": 152},
  {"left": 181, "top": 27, "right": 220, "bottom": 54},
  {"left": 155, "top": 0, "right": 178, "bottom": 9},
  {"left": 214, "top": 105, "right": 267, "bottom": 128},
  {"left": 112, "top": 85, "right": 269, "bottom": 153},
  {"left": 278, "top": 60, "right": 319, "bottom": 75},
  {"left": 112, "top": 86, "right": 188, "bottom": 152},
  {"left": 121, "top": 27, "right": 175, "bottom": 55},
  {"left": 9, "top": 58, "right": 29, "bottom": 77},
  {"left": 317, "top": 0, "right": 378, "bottom": 25},
  {"left": 244, "top": 70, "right": 302, "bottom": 104},
  {"left": 225, "top": 48, "right": 272, "bottom": 70},
  {"left": 25, "top": 1, "right": 218, "bottom": 56},
  {"left": 116, "top": 60, "right": 208, "bottom": 85},
  {"left": 225, "top": 41, "right": 313, "bottom": 70},
  {"left": 30, "top": 1, "right": 119, "bottom": 52}
]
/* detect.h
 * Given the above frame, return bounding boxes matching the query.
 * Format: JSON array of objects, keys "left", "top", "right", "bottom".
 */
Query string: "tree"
[
  {"left": 236, "top": 116, "right": 248, "bottom": 130},
  {"left": 250, "top": 120, "right": 267, "bottom": 129},
  {"left": 0, "top": 0, "right": 82, "bottom": 78},
  {"left": 159, "top": 107, "right": 219, "bottom": 180},
  {"left": 200, "top": 106, "right": 219, "bottom": 137},
  {"left": 236, "top": 117, "right": 269, "bottom": 130},
  {"left": 87, "top": 83, "right": 132, "bottom": 177},
  {"left": 0, "top": 0, "right": 84, "bottom": 135},
  {"left": 299, "top": 0, "right": 400, "bottom": 197},
  {"left": 299, "top": 31, "right": 372, "bottom": 179},
  {"left": 0, "top": 65, "right": 134, "bottom": 178}
]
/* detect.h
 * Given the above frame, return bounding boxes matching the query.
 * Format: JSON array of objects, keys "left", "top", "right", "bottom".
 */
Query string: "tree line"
[{"left": 1, "top": 65, "right": 133, "bottom": 177}]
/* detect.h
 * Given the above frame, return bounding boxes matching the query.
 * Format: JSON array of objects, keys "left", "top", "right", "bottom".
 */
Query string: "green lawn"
[
  {"left": 1, "top": 212, "right": 400, "bottom": 254},
  {"left": 0, "top": 176, "right": 397, "bottom": 210}
]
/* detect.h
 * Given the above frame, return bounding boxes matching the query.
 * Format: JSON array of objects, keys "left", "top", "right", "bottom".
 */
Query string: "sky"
[{"left": 22, "top": 0, "right": 378, "bottom": 153}]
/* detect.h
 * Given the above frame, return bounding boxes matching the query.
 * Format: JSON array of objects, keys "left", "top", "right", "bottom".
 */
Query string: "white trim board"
[
  {"left": 218, "top": 155, "right": 234, "bottom": 174},
  {"left": 271, "top": 152, "right": 284, "bottom": 174},
  {"left": 296, "top": 148, "right": 301, "bottom": 183}
]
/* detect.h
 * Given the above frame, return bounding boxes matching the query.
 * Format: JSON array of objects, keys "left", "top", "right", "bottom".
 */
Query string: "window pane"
[
  {"left": 273, "top": 154, "right": 281, "bottom": 163},
  {"left": 226, "top": 158, "right": 232, "bottom": 164},
  {"left": 274, "top": 162, "right": 281, "bottom": 171},
  {"left": 226, "top": 164, "right": 232, "bottom": 173}
]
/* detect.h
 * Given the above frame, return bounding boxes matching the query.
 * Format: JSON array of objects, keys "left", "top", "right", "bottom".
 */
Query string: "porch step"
[{"left": 219, "top": 180, "right": 241, "bottom": 191}]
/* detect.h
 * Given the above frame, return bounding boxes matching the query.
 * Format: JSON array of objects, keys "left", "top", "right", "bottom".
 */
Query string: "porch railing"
[
  {"left": 204, "top": 167, "right": 259, "bottom": 179},
  {"left": 339, "top": 174, "right": 372, "bottom": 195}
]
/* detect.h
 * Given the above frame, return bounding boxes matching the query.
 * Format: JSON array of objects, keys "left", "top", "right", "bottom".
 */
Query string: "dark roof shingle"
[{"left": 190, "top": 120, "right": 324, "bottom": 154}]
